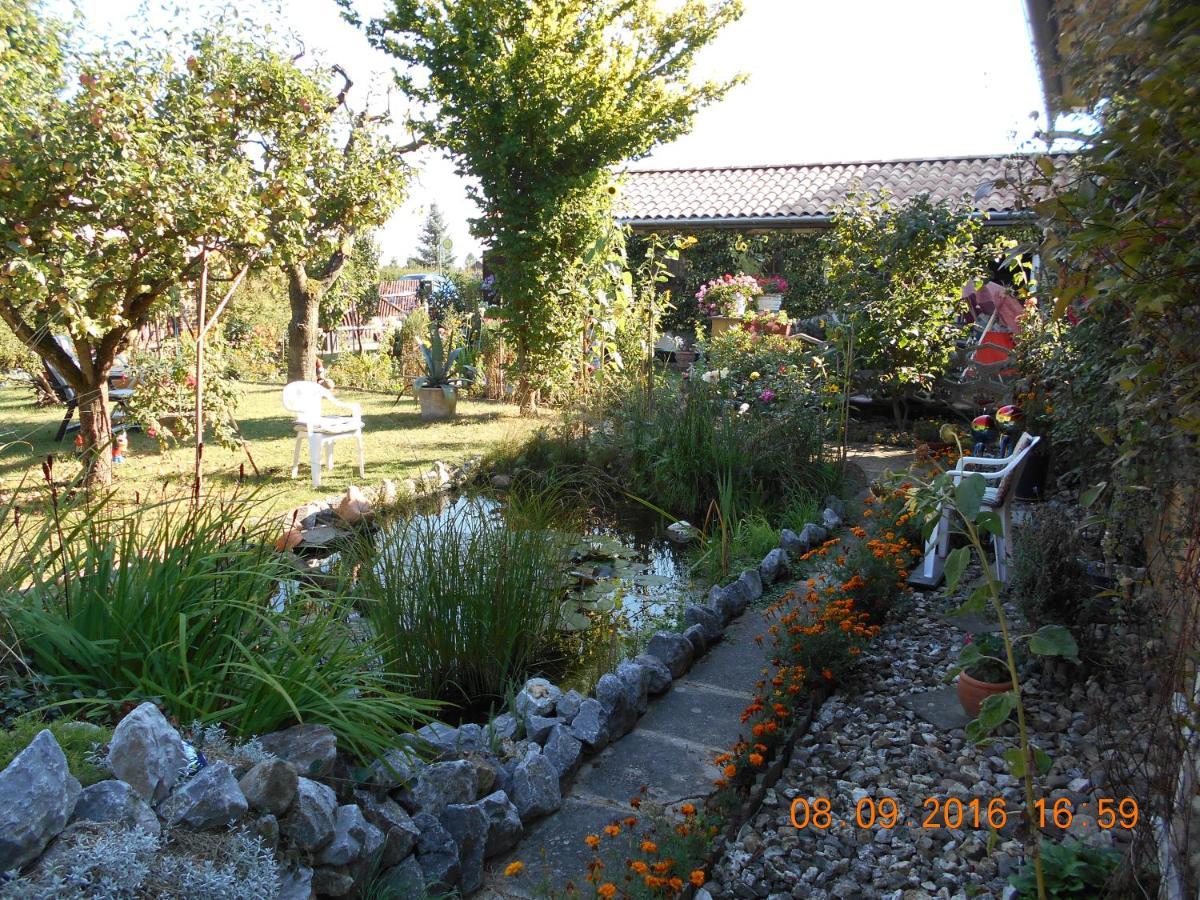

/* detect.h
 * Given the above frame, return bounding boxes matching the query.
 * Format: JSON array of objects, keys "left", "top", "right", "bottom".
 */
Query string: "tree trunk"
[
  {"left": 78, "top": 381, "right": 114, "bottom": 487},
  {"left": 287, "top": 266, "right": 323, "bottom": 383}
]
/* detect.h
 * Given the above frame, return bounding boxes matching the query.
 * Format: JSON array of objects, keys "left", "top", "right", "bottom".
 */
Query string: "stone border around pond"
[{"left": 0, "top": 497, "right": 846, "bottom": 899}]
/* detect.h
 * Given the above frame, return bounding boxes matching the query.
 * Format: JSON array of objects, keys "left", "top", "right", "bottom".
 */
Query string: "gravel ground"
[{"left": 706, "top": 586, "right": 1150, "bottom": 900}]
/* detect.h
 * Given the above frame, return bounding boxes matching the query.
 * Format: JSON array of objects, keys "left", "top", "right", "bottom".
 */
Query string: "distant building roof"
[{"left": 616, "top": 154, "right": 1067, "bottom": 229}]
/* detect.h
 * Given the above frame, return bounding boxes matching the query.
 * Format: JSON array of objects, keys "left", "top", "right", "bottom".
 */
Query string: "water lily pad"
[{"left": 557, "top": 601, "right": 592, "bottom": 632}]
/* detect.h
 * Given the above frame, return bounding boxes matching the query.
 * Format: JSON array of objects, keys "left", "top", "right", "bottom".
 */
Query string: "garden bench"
[
  {"left": 909, "top": 432, "right": 1041, "bottom": 588},
  {"left": 44, "top": 336, "right": 134, "bottom": 441},
  {"left": 283, "top": 381, "right": 366, "bottom": 489}
]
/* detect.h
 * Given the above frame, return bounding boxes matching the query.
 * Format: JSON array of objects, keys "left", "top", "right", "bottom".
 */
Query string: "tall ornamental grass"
[
  {"left": 354, "top": 492, "right": 572, "bottom": 708},
  {"left": 0, "top": 490, "right": 435, "bottom": 760}
]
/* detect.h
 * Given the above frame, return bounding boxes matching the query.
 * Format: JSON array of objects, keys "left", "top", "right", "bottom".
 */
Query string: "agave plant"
[{"left": 414, "top": 324, "right": 463, "bottom": 397}]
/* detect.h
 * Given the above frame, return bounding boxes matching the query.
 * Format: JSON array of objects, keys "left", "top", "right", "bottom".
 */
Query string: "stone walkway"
[{"left": 481, "top": 612, "right": 772, "bottom": 897}]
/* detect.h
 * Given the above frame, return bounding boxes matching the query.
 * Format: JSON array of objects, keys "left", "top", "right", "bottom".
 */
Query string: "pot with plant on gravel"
[{"left": 953, "top": 632, "right": 1016, "bottom": 716}]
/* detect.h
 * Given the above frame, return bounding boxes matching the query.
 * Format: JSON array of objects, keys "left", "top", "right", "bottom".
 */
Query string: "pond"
[{"left": 280, "top": 490, "right": 702, "bottom": 721}]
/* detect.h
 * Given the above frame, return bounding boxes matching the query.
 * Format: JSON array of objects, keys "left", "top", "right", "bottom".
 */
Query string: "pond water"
[{"left": 279, "top": 490, "right": 702, "bottom": 702}]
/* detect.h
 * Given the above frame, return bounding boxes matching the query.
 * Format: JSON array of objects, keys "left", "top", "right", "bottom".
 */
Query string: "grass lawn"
[{"left": 0, "top": 380, "right": 542, "bottom": 514}]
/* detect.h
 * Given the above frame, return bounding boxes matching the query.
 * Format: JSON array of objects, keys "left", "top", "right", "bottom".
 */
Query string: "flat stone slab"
[
  {"left": 298, "top": 525, "right": 343, "bottom": 548},
  {"left": 942, "top": 610, "right": 1000, "bottom": 635},
  {"left": 638, "top": 681, "right": 751, "bottom": 743},
  {"left": 574, "top": 729, "right": 723, "bottom": 807},
  {"left": 897, "top": 686, "right": 972, "bottom": 732}
]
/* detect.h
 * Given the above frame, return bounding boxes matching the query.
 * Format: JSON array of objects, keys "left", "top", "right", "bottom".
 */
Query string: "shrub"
[
  {"left": 327, "top": 349, "right": 402, "bottom": 393},
  {"left": 1009, "top": 839, "right": 1120, "bottom": 899},
  {"left": 0, "top": 714, "right": 111, "bottom": 786},
  {"left": 0, "top": 317, "right": 39, "bottom": 379},
  {"left": 353, "top": 492, "right": 572, "bottom": 709},
  {"left": 0, "top": 491, "right": 435, "bottom": 760}
]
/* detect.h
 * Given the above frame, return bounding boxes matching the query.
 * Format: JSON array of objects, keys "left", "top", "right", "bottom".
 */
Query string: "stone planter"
[
  {"left": 757, "top": 293, "right": 783, "bottom": 312},
  {"left": 956, "top": 670, "right": 1013, "bottom": 717},
  {"left": 673, "top": 349, "right": 698, "bottom": 370},
  {"left": 416, "top": 386, "right": 457, "bottom": 420},
  {"left": 710, "top": 315, "right": 742, "bottom": 338}
]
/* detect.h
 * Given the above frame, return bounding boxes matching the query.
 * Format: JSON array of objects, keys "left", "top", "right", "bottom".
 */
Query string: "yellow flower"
[
  {"left": 750, "top": 371, "right": 761, "bottom": 380},
  {"left": 504, "top": 861, "right": 524, "bottom": 877}
]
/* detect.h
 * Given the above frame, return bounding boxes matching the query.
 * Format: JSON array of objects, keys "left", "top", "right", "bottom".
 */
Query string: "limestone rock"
[
  {"left": 634, "top": 653, "right": 673, "bottom": 695},
  {"left": 379, "top": 854, "right": 424, "bottom": 892},
  {"left": 438, "top": 802, "right": 489, "bottom": 895},
  {"left": 239, "top": 758, "right": 298, "bottom": 817},
  {"left": 415, "top": 721, "right": 460, "bottom": 756},
  {"left": 567, "top": 698, "right": 610, "bottom": 751},
  {"left": 413, "top": 812, "right": 461, "bottom": 893},
  {"left": 412, "top": 760, "right": 479, "bottom": 815},
  {"left": 822, "top": 506, "right": 842, "bottom": 528},
  {"left": 479, "top": 790, "right": 523, "bottom": 858},
  {"left": 780, "top": 528, "right": 808, "bottom": 554},
  {"left": 555, "top": 690, "right": 585, "bottom": 724},
  {"left": 683, "top": 604, "right": 723, "bottom": 643},
  {"left": 312, "top": 866, "right": 355, "bottom": 897},
  {"left": 524, "top": 712, "right": 557, "bottom": 745},
  {"left": 736, "top": 567, "right": 764, "bottom": 606},
  {"left": 277, "top": 864, "right": 314, "bottom": 900},
  {"left": 355, "top": 791, "right": 420, "bottom": 866},
  {"left": 316, "top": 804, "right": 381, "bottom": 867},
  {"left": 107, "top": 702, "right": 187, "bottom": 804},
  {"left": 645, "top": 631, "right": 694, "bottom": 678},
  {"left": 509, "top": 753, "right": 561, "bottom": 822},
  {"left": 487, "top": 713, "right": 519, "bottom": 742},
  {"left": 683, "top": 623, "right": 709, "bottom": 656},
  {"left": 760, "top": 548, "right": 789, "bottom": 584},
  {"left": 798, "top": 522, "right": 828, "bottom": 547},
  {"left": 280, "top": 777, "right": 337, "bottom": 851},
  {"left": 514, "top": 678, "right": 562, "bottom": 719},
  {"left": 596, "top": 672, "right": 637, "bottom": 737},
  {"left": 72, "top": 779, "right": 160, "bottom": 837},
  {"left": 162, "top": 761, "right": 248, "bottom": 829},
  {"left": 0, "top": 730, "right": 82, "bottom": 871},
  {"left": 543, "top": 724, "right": 583, "bottom": 783},
  {"left": 616, "top": 660, "right": 652, "bottom": 716},
  {"left": 364, "top": 748, "right": 422, "bottom": 790},
  {"left": 259, "top": 724, "right": 337, "bottom": 779}
]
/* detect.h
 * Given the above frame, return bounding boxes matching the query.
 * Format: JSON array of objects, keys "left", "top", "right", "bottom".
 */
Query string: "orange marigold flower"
[
  {"left": 676, "top": 823, "right": 691, "bottom": 837},
  {"left": 681, "top": 803, "right": 696, "bottom": 816},
  {"left": 630, "top": 796, "right": 642, "bottom": 809},
  {"left": 723, "top": 764, "right": 738, "bottom": 778},
  {"left": 624, "top": 816, "right": 638, "bottom": 827},
  {"left": 504, "top": 861, "right": 525, "bottom": 877},
  {"left": 653, "top": 860, "right": 674, "bottom": 874},
  {"left": 630, "top": 860, "right": 649, "bottom": 875},
  {"left": 748, "top": 752, "right": 764, "bottom": 766},
  {"left": 669, "top": 877, "right": 684, "bottom": 891},
  {"left": 822, "top": 668, "right": 834, "bottom": 680},
  {"left": 604, "top": 824, "right": 621, "bottom": 837},
  {"left": 597, "top": 883, "right": 617, "bottom": 898},
  {"left": 641, "top": 840, "right": 658, "bottom": 854},
  {"left": 690, "top": 869, "right": 707, "bottom": 887}
]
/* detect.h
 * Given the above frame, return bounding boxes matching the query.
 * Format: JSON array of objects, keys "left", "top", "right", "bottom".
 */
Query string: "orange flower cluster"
[{"left": 582, "top": 801, "right": 709, "bottom": 898}]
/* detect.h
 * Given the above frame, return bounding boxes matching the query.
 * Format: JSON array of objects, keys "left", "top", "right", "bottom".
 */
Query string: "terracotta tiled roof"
[{"left": 616, "top": 154, "right": 1067, "bottom": 226}]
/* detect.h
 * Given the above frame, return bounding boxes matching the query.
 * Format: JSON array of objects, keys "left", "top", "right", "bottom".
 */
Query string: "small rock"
[
  {"left": 312, "top": 866, "right": 355, "bottom": 897},
  {"left": 280, "top": 777, "right": 338, "bottom": 851},
  {"left": 277, "top": 864, "right": 314, "bottom": 900},
  {"left": 514, "top": 678, "right": 562, "bottom": 720},
  {"left": 72, "top": 779, "right": 160, "bottom": 837},
  {"left": 634, "top": 653, "right": 673, "bottom": 695},
  {"left": 645, "top": 631, "right": 694, "bottom": 678},
  {"left": 413, "top": 811, "right": 461, "bottom": 893},
  {"left": 798, "top": 523, "right": 828, "bottom": 546},
  {"left": 316, "top": 804, "right": 381, "bottom": 867},
  {"left": 239, "top": 758, "right": 299, "bottom": 817},
  {"left": 438, "top": 802, "right": 489, "bottom": 895},
  {"left": 479, "top": 790, "right": 523, "bottom": 857},
  {"left": 735, "top": 568, "right": 763, "bottom": 607},
  {"left": 259, "top": 724, "right": 337, "bottom": 779},
  {"left": 556, "top": 690, "right": 585, "bottom": 723},
  {"left": 567, "top": 699, "right": 610, "bottom": 751},
  {"left": 596, "top": 672, "right": 637, "bottom": 737},
  {"left": 524, "top": 713, "right": 557, "bottom": 745},
  {"left": 379, "top": 854, "right": 424, "bottom": 892},
  {"left": 0, "top": 730, "right": 82, "bottom": 871},
  {"left": 490, "top": 473, "right": 512, "bottom": 490},
  {"left": 107, "top": 702, "right": 187, "bottom": 804},
  {"left": 683, "top": 604, "right": 723, "bottom": 643},
  {"left": 780, "top": 528, "right": 808, "bottom": 554},
  {"left": 824, "top": 494, "right": 847, "bottom": 517},
  {"left": 667, "top": 520, "right": 699, "bottom": 543},
  {"left": 356, "top": 791, "right": 420, "bottom": 865},
  {"left": 364, "top": 747, "right": 423, "bottom": 790},
  {"left": 413, "top": 760, "right": 479, "bottom": 815},
  {"left": 487, "top": 713, "right": 519, "bottom": 742},
  {"left": 415, "top": 721, "right": 460, "bottom": 756},
  {"left": 509, "top": 753, "right": 561, "bottom": 822},
  {"left": 543, "top": 724, "right": 583, "bottom": 781},
  {"left": 822, "top": 506, "right": 842, "bottom": 528},
  {"left": 683, "top": 623, "right": 709, "bottom": 655},
  {"left": 616, "top": 660, "right": 653, "bottom": 716},
  {"left": 162, "top": 761, "right": 248, "bottom": 829},
  {"left": 760, "top": 548, "right": 789, "bottom": 583},
  {"left": 252, "top": 813, "right": 279, "bottom": 848},
  {"left": 709, "top": 585, "right": 739, "bottom": 623}
]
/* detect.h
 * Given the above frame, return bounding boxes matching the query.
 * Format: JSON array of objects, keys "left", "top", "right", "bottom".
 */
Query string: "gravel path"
[{"left": 706, "top": 587, "right": 1149, "bottom": 900}]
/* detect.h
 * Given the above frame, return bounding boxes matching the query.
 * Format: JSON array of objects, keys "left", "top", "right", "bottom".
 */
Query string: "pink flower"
[{"left": 760, "top": 389, "right": 776, "bottom": 403}]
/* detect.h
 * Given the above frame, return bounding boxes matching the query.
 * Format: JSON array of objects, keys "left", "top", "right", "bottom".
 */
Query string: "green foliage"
[
  {"left": 0, "top": 714, "right": 111, "bottom": 786},
  {"left": 0, "top": 317, "right": 39, "bottom": 378},
  {"left": 1010, "top": 840, "right": 1120, "bottom": 899},
  {"left": 352, "top": 494, "right": 572, "bottom": 708},
  {"left": 412, "top": 204, "right": 455, "bottom": 270},
  {"left": 0, "top": 491, "right": 435, "bottom": 759},
  {"left": 955, "top": 632, "right": 1012, "bottom": 684},
  {"left": 415, "top": 323, "right": 464, "bottom": 390},
  {"left": 361, "top": 0, "right": 742, "bottom": 406},
  {"left": 825, "top": 193, "right": 1005, "bottom": 408},
  {"left": 1025, "top": 0, "right": 1200, "bottom": 525},
  {"left": 126, "top": 333, "right": 244, "bottom": 450},
  {"left": 319, "top": 234, "right": 384, "bottom": 332},
  {"left": 223, "top": 269, "right": 290, "bottom": 381}
]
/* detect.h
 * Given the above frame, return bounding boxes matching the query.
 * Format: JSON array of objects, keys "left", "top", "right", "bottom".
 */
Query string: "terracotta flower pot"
[
  {"left": 956, "top": 670, "right": 1014, "bottom": 717},
  {"left": 417, "top": 386, "right": 457, "bottom": 420}
]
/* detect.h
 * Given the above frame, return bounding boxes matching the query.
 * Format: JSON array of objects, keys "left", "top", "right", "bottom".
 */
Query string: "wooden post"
[{"left": 193, "top": 252, "right": 208, "bottom": 501}]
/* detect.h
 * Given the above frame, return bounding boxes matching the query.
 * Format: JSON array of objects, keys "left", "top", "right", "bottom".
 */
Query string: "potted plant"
[
  {"left": 696, "top": 273, "right": 762, "bottom": 336},
  {"left": 414, "top": 325, "right": 463, "bottom": 420},
  {"left": 756, "top": 275, "right": 788, "bottom": 312},
  {"left": 746, "top": 310, "right": 791, "bottom": 337},
  {"left": 953, "top": 632, "right": 1016, "bottom": 716}
]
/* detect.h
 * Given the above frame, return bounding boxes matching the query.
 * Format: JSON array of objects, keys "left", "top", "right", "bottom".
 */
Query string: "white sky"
[{"left": 68, "top": 0, "right": 1048, "bottom": 263}]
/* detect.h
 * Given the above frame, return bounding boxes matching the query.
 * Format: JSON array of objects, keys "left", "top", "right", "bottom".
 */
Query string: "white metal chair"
[
  {"left": 282, "top": 381, "right": 365, "bottom": 489},
  {"left": 912, "top": 433, "right": 1041, "bottom": 586}
]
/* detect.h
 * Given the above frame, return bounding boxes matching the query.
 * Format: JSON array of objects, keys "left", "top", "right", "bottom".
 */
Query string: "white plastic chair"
[
  {"left": 282, "top": 381, "right": 365, "bottom": 489},
  {"left": 914, "top": 433, "right": 1041, "bottom": 586}
]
